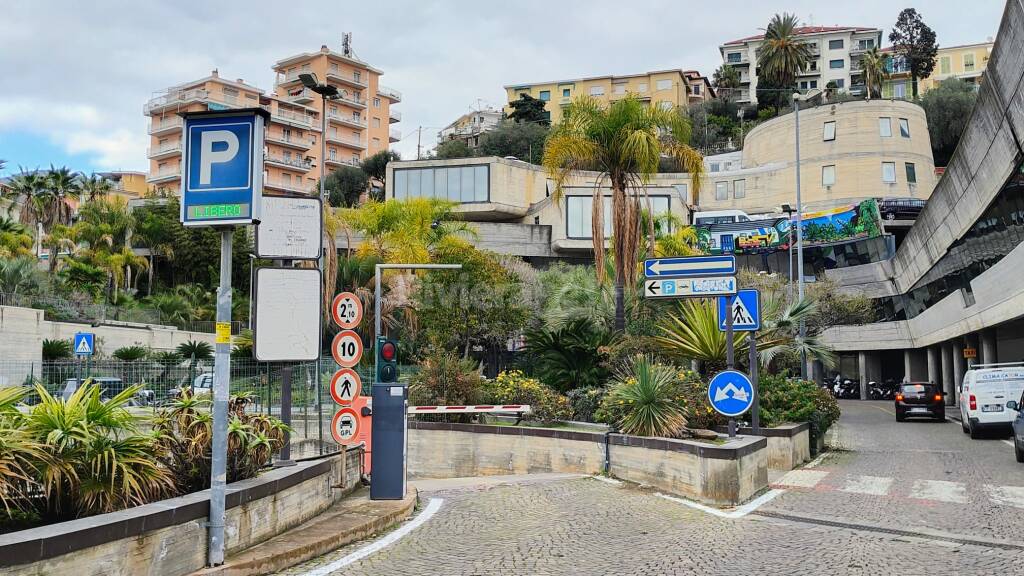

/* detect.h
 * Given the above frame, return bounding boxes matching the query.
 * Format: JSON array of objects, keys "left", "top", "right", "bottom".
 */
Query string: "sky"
[{"left": 0, "top": 0, "right": 1005, "bottom": 178}]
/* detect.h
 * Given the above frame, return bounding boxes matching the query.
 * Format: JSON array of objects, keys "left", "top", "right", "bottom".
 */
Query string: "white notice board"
[
  {"left": 255, "top": 196, "right": 322, "bottom": 260},
  {"left": 253, "top": 267, "right": 321, "bottom": 361}
]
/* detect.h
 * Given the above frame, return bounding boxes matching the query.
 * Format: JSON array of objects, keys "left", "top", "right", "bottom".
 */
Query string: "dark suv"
[
  {"left": 1007, "top": 394, "right": 1024, "bottom": 463},
  {"left": 879, "top": 198, "right": 926, "bottom": 221},
  {"left": 895, "top": 382, "right": 946, "bottom": 422}
]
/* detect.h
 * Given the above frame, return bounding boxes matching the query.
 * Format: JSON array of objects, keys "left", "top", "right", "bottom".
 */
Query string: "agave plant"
[
  {"left": 603, "top": 355, "right": 686, "bottom": 437},
  {"left": 0, "top": 387, "right": 44, "bottom": 514}
]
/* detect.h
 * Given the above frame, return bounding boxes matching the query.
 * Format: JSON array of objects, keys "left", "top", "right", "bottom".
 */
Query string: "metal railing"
[
  {"left": 264, "top": 178, "right": 315, "bottom": 194},
  {"left": 389, "top": 109, "right": 402, "bottom": 122},
  {"left": 148, "top": 118, "right": 183, "bottom": 134},
  {"left": 328, "top": 111, "right": 368, "bottom": 127},
  {"left": 325, "top": 70, "right": 368, "bottom": 88},
  {"left": 378, "top": 85, "right": 402, "bottom": 101},
  {"left": 326, "top": 133, "right": 365, "bottom": 148},
  {"left": 265, "top": 154, "right": 312, "bottom": 170},
  {"left": 146, "top": 168, "right": 181, "bottom": 182},
  {"left": 389, "top": 128, "right": 402, "bottom": 141},
  {"left": 146, "top": 143, "right": 182, "bottom": 158},
  {"left": 266, "top": 133, "right": 312, "bottom": 149},
  {"left": 267, "top": 107, "right": 315, "bottom": 129},
  {"left": 324, "top": 157, "right": 361, "bottom": 168},
  {"left": 336, "top": 93, "right": 366, "bottom": 108}
]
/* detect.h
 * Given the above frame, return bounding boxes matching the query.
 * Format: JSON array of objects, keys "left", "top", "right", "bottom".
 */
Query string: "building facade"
[
  {"left": 438, "top": 108, "right": 503, "bottom": 149},
  {"left": 720, "top": 26, "right": 883, "bottom": 104},
  {"left": 882, "top": 41, "right": 994, "bottom": 98},
  {"left": 145, "top": 41, "right": 400, "bottom": 197},
  {"left": 504, "top": 69, "right": 713, "bottom": 125}
]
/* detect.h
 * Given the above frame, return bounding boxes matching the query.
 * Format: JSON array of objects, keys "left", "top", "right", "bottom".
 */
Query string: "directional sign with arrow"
[
  {"left": 644, "top": 276, "right": 737, "bottom": 299},
  {"left": 708, "top": 369, "right": 755, "bottom": 417},
  {"left": 644, "top": 255, "right": 736, "bottom": 278}
]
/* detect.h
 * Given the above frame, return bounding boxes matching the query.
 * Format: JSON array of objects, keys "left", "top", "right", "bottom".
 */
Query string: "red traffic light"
[{"left": 380, "top": 341, "right": 397, "bottom": 362}]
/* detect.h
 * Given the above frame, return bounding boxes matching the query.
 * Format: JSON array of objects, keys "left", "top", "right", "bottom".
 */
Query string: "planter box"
[
  {"left": 408, "top": 421, "right": 767, "bottom": 506},
  {"left": 715, "top": 422, "right": 811, "bottom": 471}
]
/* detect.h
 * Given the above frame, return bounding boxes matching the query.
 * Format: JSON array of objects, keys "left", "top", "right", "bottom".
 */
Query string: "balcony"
[
  {"left": 389, "top": 128, "right": 401, "bottom": 143},
  {"left": 265, "top": 133, "right": 312, "bottom": 150},
  {"left": 148, "top": 118, "right": 183, "bottom": 135},
  {"left": 378, "top": 85, "right": 402, "bottom": 102},
  {"left": 725, "top": 54, "right": 749, "bottom": 66},
  {"left": 147, "top": 142, "right": 182, "bottom": 159},
  {"left": 283, "top": 87, "right": 315, "bottom": 105},
  {"left": 335, "top": 92, "right": 367, "bottom": 109},
  {"left": 264, "top": 178, "right": 315, "bottom": 195},
  {"left": 266, "top": 106, "right": 315, "bottom": 130},
  {"left": 326, "top": 133, "right": 366, "bottom": 150},
  {"left": 145, "top": 88, "right": 248, "bottom": 115},
  {"left": 324, "top": 157, "right": 361, "bottom": 168},
  {"left": 798, "top": 66, "right": 821, "bottom": 76},
  {"left": 265, "top": 154, "right": 312, "bottom": 172},
  {"left": 388, "top": 109, "right": 402, "bottom": 123},
  {"left": 325, "top": 70, "right": 368, "bottom": 89},
  {"left": 146, "top": 168, "right": 181, "bottom": 184},
  {"left": 328, "top": 111, "right": 368, "bottom": 128}
]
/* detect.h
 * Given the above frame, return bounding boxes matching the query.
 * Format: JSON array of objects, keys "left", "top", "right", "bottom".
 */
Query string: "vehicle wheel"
[
  {"left": 961, "top": 418, "right": 970, "bottom": 433},
  {"left": 896, "top": 412, "right": 905, "bottom": 422},
  {"left": 1016, "top": 438, "right": 1024, "bottom": 463},
  {"left": 935, "top": 414, "right": 946, "bottom": 423},
  {"left": 970, "top": 421, "right": 982, "bottom": 439}
]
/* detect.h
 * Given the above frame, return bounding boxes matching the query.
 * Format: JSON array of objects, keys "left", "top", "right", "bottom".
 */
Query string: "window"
[
  {"left": 394, "top": 165, "right": 488, "bottom": 202},
  {"left": 613, "top": 84, "right": 626, "bottom": 95},
  {"left": 822, "top": 165, "right": 836, "bottom": 187},
  {"left": 372, "top": 117, "right": 381, "bottom": 128},
  {"left": 879, "top": 117, "right": 892, "bottom": 137},
  {"left": 829, "top": 59, "right": 844, "bottom": 69},
  {"left": 835, "top": 79, "right": 845, "bottom": 88},
  {"left": 539, "top": 90, "right": 550, "bottom": 101},
  {"left": 898, "top": 118, "right": 910, "bottom": 138},
  {"left": 810, "top": 80, "right": 818, "bottom": 89},
  {"left": 858, "top": 39, "right": 875, "bottom": 50},
  {"left": 373, "top": 97, "right": 381, "bottom": 108},
  {"left": 372, "top": 137, "right": 380, "bottom": 147},
  {"left": 905, "top": 162, "right": 917, "bottom": 183},
  {"left": 330, "top": 62, "right": 339, "bottom": 72},
  {"left": 329, "top": 148, "right": 337, "bottom": 160},
  {"left": 882, "top": 162, "right": 897, "bottom": 183},
  {"left": 638, "top": 83, "right": 648, "bottom": 93},
  {"left": 715, "top": 182, "right": 729, "bottom": 200},
  {"left": 353, "top": 71, "right": 361, "bottom": 82},
  {"left": 567, "top": 196, "right": 669, "bottom": 238},
  {"left": 562, "top": 88, "right": 570, "bottom": 98},
  {"left": 692, "top": 84, "right": 701, "bottom": 95},
  {"left": 710, "top": 162, "right": 720, "bottom": 173},
  {"left": 829, "top": 39, "right": 844, "bottom": 50},
  {"left": 964, "top": 53, "right": 976, "bottom": 72},
  {"left": 823, "top": 121, "right": 836, "bottom": 141},
  {"left": 727, "top": 52, "right": 741, "bottom": 63},
  {"left": 940, "top": 56, "right": 951, "bottom": 75},
  {"left": 733, "top": 179, "right": 746, "bottom": 199},
  {"left": 893, "top": 82, "right": 906, "bottom": 98},
  {"left": 656, "top": 79, "right": 672, "bottom": 90},
  {"left": 589, "top": 86, "right": 605, "bottom": 96}
]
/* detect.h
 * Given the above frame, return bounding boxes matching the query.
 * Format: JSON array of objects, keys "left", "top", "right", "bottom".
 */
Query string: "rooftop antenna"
[{"left": 342, "top": 32, "right": 353, "bottom": 57}]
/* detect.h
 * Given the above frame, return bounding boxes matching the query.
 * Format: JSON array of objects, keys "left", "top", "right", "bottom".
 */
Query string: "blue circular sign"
[{"left": 707, "top": 370, "right": 754, "bottom": 417}]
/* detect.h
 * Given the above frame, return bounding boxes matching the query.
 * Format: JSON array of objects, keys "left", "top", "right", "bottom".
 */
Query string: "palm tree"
[
  {"left": 543, "top": 95, "right": 705, "bottom": 331},
  {"left": 41, "top": 165, "right": 80, "bottom": 230},
  {"left": 8, "top": 170, "right": 48, "bottom": 229},
  {"left": 0, "top": 215, "right": 34, "bottom": 258},
  {"left": 860, "top": 47, "right": 890, "bottom": 100},
  {"left": 756, "top": 13, "right": 814, "bottom": 89},
  {"left": 712, "top": 64, "right": 742, "bottom": 101},
  {"left": 101, "top": 246, "right": 148, "bottom": 300},
  {"left": 0, "top": 256, "right": 42, "bottom": 295},
  {"left": 78, "top": 173, "right": 114, "bottom": 202}
]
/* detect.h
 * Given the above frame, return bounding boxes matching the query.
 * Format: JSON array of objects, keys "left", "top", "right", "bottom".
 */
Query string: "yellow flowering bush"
[{"left": 482, "top": 370, "right": 572, "bottom": 422}]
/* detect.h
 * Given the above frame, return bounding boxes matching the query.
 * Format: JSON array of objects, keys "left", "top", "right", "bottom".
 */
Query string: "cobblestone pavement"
[{"left": 276, "top": 401, "right": 1022, "bottom": 576}]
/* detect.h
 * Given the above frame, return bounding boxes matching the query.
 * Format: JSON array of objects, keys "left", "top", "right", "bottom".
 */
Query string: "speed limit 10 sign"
[
  {"left": 332, "top": 330, "right": 363, "bottom": 368},
  {"left": 331, "top": 292, "right": 362, "bottom": 330}
]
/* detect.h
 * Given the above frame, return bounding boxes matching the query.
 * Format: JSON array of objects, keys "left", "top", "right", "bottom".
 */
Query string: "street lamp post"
[
  {"left": 780, "top": 203, "right": 796, "bottom": 298},
  {"left": 791, "top": 91, "right": 819, "bottom": 381},
  {"left": 299, "top": 73, "right": 339, "bottom": 451}
]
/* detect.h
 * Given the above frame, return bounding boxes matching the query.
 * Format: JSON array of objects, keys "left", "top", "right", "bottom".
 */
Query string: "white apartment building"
[{"left": 719, "top": 25, "right": 883, "bottom": 104}]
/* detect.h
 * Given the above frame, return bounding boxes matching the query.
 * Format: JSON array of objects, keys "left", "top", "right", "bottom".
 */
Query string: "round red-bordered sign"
[
  {"left": 331, "top": 292, "right": 363, "bottom": 330},
  {"left": 330, "top": 368, "right": 362, "bottom": 405},
  {"left": 331, "top": 330, "right": 363, "bottom": 367},
  {"left": 330, "top": 407, "right": 360, "bottom": 444}
]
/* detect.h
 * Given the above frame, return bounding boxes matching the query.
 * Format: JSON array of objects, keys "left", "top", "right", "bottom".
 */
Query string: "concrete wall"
[
  {"left": 1, "top": 449, "right": 362, "bottom": 576},
  {"left": 717, "top": 423, "right": 811, "bottom": 471},
  {"left": 407, "top": 422, "right": 767, "bottom": 506}
]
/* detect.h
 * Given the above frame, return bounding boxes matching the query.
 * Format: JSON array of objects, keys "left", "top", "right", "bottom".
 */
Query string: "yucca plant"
[
  {"left": 603, "top": 355, "right": 686, "bottom": 437},
  {"left": 0, "top": 387, "right": 45, "bottom": 515}
]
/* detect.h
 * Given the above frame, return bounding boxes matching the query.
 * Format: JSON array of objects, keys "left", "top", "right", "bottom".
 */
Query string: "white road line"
[
  {"left": 804, "top": 451, "right": 833, "bottom": 469},
  {"left": 840, "top": 475, "right": 893, "bottom": 496},
  {"left": 656, "top": 489, "right": 785, "bottom": 519},
  {"left": 590, "top": 475, "right": 622, "bottom": 485},
  {"left": 773, "top": 469, "right": 830, "bottom": 488},
  {"left": 1002, "top": 440, "right": 1016, "bottom": 448},
  {"left": 985, "top": 485, "right": 1024, "bottom": 509},
  {"left": 909, "top": 480, "right": 968, "bottom": 504},
  {"left": 297, "top": 498, "right": 444, "bottom": 576}
]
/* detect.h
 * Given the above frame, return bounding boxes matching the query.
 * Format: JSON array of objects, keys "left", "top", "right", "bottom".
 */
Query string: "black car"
[
  {"left": 879, "top": 198, "right": 926, "bottom": 221},
  {"left": 895, "top": 382, "right": 946, "bottom": 422}
]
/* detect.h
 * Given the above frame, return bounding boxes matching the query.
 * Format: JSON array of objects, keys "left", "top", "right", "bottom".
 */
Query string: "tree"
[
  {"left": 860, "top": 47, "right": 889, "bottom": 100},
  {"left": 434, "top": 139, "right": 472, "bottom": 159},
  {"left": 177, "top": 340, "right": 213, "bottom": 362},
  {"left": 712, "top": 64, "right": 742, "bottom": 101},
  {"left": 0, "top": 256, "right": 42, "bottom": 295},
  {"left": 889, "top": 8, "right": 938, "bottom": 99},
  {"left": 476, "top": 120, "right": 549, "bottom": 164},
  {"left": 361, "top": 150, "right": 400, "bottom": 187},
  {"left": 543, "top": 95, "right": 705, "bottom": 332},
  {"left": 507, "top": 94, "right": 549, "bottom": 125},
  {"left": 920, "top": 78, "right": 978, "bottom": 166},
  {"left": 42, "top": 338, "right": 72, "bottom": 360},
  {"left": 134, "top": 200, "right": 176, "bottom": 295},
  {"left": 0, "top": 216, "right": 34, "bottom": 258},
  {"left": 78, "top": 173, "right": 113, "bottom": 202},
  {"left": 756, "top": 13, "right": 813, "bottom": 89},
  {"left": 323, "top": 166, "right": 369, "bottom": 207}
]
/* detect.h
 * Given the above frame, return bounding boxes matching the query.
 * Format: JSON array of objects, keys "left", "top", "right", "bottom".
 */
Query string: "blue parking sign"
[{"left": 180, "top": 109, "right": 267, "bottom": 227}]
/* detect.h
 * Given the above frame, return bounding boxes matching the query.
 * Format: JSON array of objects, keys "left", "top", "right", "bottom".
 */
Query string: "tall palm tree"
[
  {"left": 8, "top": 170, "right": 48, "bottom": 229},
  {"left": 543, "top": 95, "right": 705, "bottom": 332},
  {"left": 756, "top": 13, "right": 814, "bottom": 89},
  {"left": 78, "top": 173, "right": 114, "bottom": 202},
  {"left": 42, "top": 165, "right": 80, "bottom": 230},
  {"left": 100, "top": 246, "right": 148, "bottom": 301},
  {"left": 860, "top": 47, "right": 889, "bottom": 100},
  {"left": 712, "top": 64, "right": 742, "bottom": 101}
]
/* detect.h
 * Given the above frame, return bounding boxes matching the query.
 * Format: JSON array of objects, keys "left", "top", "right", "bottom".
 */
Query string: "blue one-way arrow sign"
[{"left": 644, "top": 255, "right": 736, "bottom": 278}]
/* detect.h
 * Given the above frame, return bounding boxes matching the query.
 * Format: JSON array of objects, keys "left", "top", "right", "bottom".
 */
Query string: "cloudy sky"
[{"left": 0, "top": 1, "right": 1005, "bottom": 177}]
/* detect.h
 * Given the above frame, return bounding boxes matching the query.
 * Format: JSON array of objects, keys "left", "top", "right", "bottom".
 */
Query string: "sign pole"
[
  {"left": 750, "top": 336, "right": 760, "bottom": 435},
  {"left": 725, "top": 294, "right": 736, "bottom": 438},
  {"left": 208, "top": 228, "right": 233, "bottom": 566},
  {"left": 279, "top": 365, "right": 293, "bottom": 464}
]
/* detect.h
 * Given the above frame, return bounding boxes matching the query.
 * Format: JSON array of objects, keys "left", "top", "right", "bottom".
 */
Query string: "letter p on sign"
[{"left": 199, "top": 130, "right": 239, "bottom": 185}]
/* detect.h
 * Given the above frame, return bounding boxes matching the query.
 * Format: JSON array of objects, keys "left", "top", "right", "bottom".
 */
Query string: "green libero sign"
[{"left": 188, "top": 203, "right": 250, "bottom": 220}]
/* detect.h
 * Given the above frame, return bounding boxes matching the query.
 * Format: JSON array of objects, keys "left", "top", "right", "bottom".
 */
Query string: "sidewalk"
[
  {"left": 192, "top": 486, "right": 417, "bottom": 576},
  {"left": 946, "top": 405, "right": 963, "bottom": 422}
]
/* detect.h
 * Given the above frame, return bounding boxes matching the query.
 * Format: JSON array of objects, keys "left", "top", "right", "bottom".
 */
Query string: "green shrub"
[
  {"left": 409, "top": 350, "right": 484, "bottom": 408},
  {"left": 41, "top": 339, "right": 72, "bottom": 361},
  {"left": 482, "top": 370, "right": 571, "bottom": 423},
  {"left": 112, "top": 345, "right": 149, "bottom": 362},
  {"left": 595, "top": 355, "right": 686, "bottom": 437},
  {"left": 758, "top": 374, "right": 840, "bottom": 432},
  {"left": 523, "top": 319, "right": 611, "bottom": 393},
  {"left": 675, "top": 369, "right": 725, "bottom": 430},
  {"left": 566, "top": 387, "right": 606, "bottom": 422}
]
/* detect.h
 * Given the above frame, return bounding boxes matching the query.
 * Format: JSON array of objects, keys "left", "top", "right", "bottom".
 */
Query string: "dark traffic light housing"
[{"left": 376, "top": 337, "right": 398, "bottom": 383}]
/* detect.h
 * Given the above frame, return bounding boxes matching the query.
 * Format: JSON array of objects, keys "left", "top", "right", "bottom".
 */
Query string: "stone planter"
[{"left": 715, "top": 422, "right": 811, "bottom": 471}]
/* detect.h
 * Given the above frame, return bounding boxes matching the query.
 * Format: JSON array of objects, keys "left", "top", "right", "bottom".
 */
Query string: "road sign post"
[
  {"left": 725, "top": 294, "right": 736, "bottom": 437},
  {"left": 708, "top": 369, "right": 755, "bottom": 423}
]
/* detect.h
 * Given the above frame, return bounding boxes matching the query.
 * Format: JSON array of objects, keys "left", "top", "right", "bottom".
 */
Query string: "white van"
[{"left": 959, "top": 362, "right": 1024, "bottom": 439}]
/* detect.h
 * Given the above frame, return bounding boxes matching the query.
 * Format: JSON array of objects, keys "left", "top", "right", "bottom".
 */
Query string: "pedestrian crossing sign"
[
  {"left": 73, "top": 332, "right": 95, "bottom": 356},
  {"left": 718, "top": 289, "right": 761, "bottom": 332}
]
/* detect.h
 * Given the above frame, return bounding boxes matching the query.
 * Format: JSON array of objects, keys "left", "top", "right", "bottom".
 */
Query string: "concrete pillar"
[
  {"left": 941, "top": 343, "right": 955, "bottom": 405},
  {"left": 810, "top": 359, "right": 823, "bottom": 384},
  {"left": 903, "top": 350, "right": 913, "bottom": 383},
  {"left": 952, "top": 340, "right": 966, "bottom": 404},
  {"left": 858, "top": 352, "right": 869, "bottom": 400},
  {"left": 927, "top": 347, "right": 940, "bottom": 385},
  {"left": 981, "top": 330, "right": 998, "bottom": 365}
]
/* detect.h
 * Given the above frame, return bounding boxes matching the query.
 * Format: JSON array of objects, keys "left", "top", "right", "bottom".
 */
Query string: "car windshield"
[{"left": 900, "top": 384, "right": 934, "bottom": 394}]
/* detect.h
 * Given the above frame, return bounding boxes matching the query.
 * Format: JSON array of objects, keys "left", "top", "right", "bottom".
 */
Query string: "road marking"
[
  {"left": 909, "top": 480, "right": 968, "bottom": 504},
  {"left": 1002, "top": 440, "right": 1016, "bottom": 448},
  {"left": 773, "top": 469, "right": 830, "bottom": 488},
  {"left": 590, "top": 475, "right": 622, "bottom": 485},
  {"left": 656, "top": 489, "right": 785, "bottom": 519},
  {"left": 804, "top": 451, "right": 833, "bottom": 469},
  {"left": 840, "top": 475, "right": 893, "bottom": 496},
  {"left": 297, "top": 497, "right": 444, "bottom": 576},
  {"left": 871, "top": 405, "right": 896, "bottom": 416},
  {"left": 985, "top": 485, "right": 1024, "bottom": 509}
]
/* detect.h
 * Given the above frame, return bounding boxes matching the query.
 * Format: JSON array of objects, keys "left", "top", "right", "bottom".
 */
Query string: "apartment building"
[
  {"left": 144, "top": 40, "right": 400, "bottom": 197},
  {"left": 504, "top": 69, "right": 713, "bottom": 125},
  {"left": 98, "top": 171, "right": 147, "bottom": 200},
  {"left": 719, "top": 26, "right": 883, "bottom": 104},
  {"left": 438, "top": 108, "right": 503, "bottom": 149},
  {"left": 882, "top": 41, "right": 994, "bottom": 98}
]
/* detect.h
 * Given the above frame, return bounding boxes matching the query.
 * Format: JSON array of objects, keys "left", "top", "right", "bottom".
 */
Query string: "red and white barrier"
[{"left": 408, "top": 404, "right": 532, "bottom": 414}]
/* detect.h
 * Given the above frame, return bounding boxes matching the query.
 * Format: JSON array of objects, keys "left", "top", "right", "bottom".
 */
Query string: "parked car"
[
  {"left": 895, "top": 382, "right": 946, "bottom": 422},
  {"left": 878, "top": 198, "right": 926, "bottom": 221},
  {"left": 959, "top": 363, "right": 1024, "bottom": 439},
  {"left": 1005, "top": 394, "right": 1024, "bottom": 463}
]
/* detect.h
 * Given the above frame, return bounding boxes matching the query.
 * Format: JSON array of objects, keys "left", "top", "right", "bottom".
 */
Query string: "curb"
[{"left": 191, "top": 487, "right": 418, "bottom": 576}]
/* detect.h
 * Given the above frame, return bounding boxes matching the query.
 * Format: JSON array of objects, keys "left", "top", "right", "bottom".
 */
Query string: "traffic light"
[{"left": 376, "top": 337, "right": 398, "bottom": 383}]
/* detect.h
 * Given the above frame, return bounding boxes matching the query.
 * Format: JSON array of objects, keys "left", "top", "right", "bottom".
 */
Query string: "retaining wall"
[{"left": 715, "top": 423, "right": 811, "bottom": 471}]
